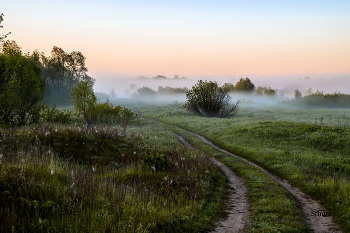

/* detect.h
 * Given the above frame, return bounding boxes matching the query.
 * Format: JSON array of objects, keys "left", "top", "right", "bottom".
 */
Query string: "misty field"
[{"left": 1, "top": 97, "right": 350, "bottom": 232}]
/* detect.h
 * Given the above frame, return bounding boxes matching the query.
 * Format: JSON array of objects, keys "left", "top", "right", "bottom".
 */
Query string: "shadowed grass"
[{"left": 0, "top": 121, "right": 226, "bottom": 232}]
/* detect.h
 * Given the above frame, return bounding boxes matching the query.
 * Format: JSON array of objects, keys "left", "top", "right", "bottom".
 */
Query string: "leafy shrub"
[
  {"left": 40, "top": 104, "right": 73, "bottom": 124},
  {"left": 70, "top": 81, "right": 135, "bottom": 125},
  {"left": 143, "top": 153, "right": 173, "bottom": 171},
  {"left": 184, "top": 80, "right": 240, "bottom": 117},
  {"left": 91, "top": 103, "right": 135, "bottom": 125}
]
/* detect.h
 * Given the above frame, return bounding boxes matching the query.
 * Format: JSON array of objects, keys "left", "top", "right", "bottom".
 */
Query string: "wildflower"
[
  {"left": 164, "top": 176, "right": 167, "bottom": 181},
  {"left": 39, "top": 218, "right": 42, "bottom": 224},
  {"left": 55, "top": 129, "right": 57, "bottom": 132},
  {"left": 92, "top": 166, "right": 96, "bottom": 172},
  {"left": 70, "top": 182, "right": 75, "bottom": 188},
  {"left": 51, "top": 170, "right": 54, "bottom": 175},
  {"left": 151, "top": 166, "right": 156, "bottom": 171},
  {"left": 134, "top": 151, "right": 136, "bottom": 155}
]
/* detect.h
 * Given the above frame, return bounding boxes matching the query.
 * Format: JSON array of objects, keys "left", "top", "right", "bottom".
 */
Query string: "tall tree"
[
  {"left": 0, "top": 13, "right": 11, "bottom": 49},
  {"left": 234, "top": 77, "right": 255, "bottom": 92},
  {"left": 0, "top": 41, "right": 45, "bottom": 126},
  {"left": 39, "top": 46, "right": 94, "bottom": 105}
]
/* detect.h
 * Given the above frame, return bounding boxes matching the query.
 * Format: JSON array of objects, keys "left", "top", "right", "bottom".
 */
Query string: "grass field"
[
  {"left": 2, "top": 98, "right": 349, "bottom": 232},
  {"left": 131, "top": 101, "right": 350, "bottom": 232},
  {"left": 0, "top": 118, "right": 226, "bottom": 232}
]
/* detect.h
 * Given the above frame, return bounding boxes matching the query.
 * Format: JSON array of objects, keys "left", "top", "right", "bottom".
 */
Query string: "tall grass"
[{"left": 0, "top": 122, "right": 226, "bottom": 232}]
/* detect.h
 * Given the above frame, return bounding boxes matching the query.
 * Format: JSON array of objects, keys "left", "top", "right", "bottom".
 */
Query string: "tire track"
[
  {"left": 175, "top": 133, "right": 250, "bottom": 233},
  {"left": 187, "top": 131, "right": 341, "bottom": 233}
]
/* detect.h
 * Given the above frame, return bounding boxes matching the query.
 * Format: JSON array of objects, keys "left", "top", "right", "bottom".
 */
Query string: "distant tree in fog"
[
  {"left": 158, "top": 86, "right": 187, "bottom": 94},
  {"left": 132, "top": 86, "right": 156, "bottom": 99},
  {"left": 153, "top": 75, "right": 168, "bottom": 80},
  {"left": 255, "top": 86, "right": 276, "bottom": 95},
  {"left": 306, "top": 87, "right": 312, "bottom": 95},
  {"left": 294, "top": 89, "right": 302, "bottom": 99},
  {"left": 109, "top": 88, "right": 117, "bottom": 99},
  {"left": 234, "top": 77, "right": 255, "bottom": 92},
  {"left": 129, "top": 84, "right": 137, "bottom": 90},
  {"left": 222, "top": 83, "right": 235, "bottom": 92}
]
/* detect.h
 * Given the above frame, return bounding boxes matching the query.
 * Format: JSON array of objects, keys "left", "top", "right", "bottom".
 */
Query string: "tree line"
[{"left": 131, "top": 77, "right": 277, "bottom": 99}]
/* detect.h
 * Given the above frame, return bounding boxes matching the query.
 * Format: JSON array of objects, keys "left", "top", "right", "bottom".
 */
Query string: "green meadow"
[{"left": 135, "top": 102, "right": 350, "bottom": 232}]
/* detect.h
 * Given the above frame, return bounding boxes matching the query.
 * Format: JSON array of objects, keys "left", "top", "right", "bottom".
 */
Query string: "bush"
[
  {"left": 184, "top": 80, "right": 240, "bottom": 117},
  {"left": 91, "top": 103, "right": 135, "bottom": 125},
  {"left": 40, "top": 104, "right": 73, "bottom": 124},
  {"left": 143, "top": 153, "right": 173, "bottom": 172}
]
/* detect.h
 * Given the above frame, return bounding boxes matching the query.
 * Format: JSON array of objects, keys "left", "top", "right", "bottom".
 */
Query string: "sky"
[{"left": 2, "top": 0, "right": 350, "bottom": 82}]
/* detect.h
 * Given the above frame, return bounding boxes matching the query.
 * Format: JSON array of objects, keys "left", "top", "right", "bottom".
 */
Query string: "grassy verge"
[
  {"left": 0, "top": 120, "right": 226, "bottom": 232},
  {"left": 132, "top": 103, "right": 349, "bottom": 232},
  {"left": 171, "top": 127, "right": 310, "bottom": 233}
]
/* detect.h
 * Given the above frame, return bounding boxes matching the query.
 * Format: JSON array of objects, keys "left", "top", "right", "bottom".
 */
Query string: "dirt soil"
[
  {"left": 176, "top": 133, "right": 250, "bottom": 233},
  {"left": 189, "top": 131, "right": 342, "bottom": 233}
]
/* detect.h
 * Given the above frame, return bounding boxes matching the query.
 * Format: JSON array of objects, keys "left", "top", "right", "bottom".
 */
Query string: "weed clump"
[{"left": 143, "top": 152, "right": 173, "bottom": 171}]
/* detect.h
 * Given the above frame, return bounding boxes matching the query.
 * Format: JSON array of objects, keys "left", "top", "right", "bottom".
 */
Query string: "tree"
[
  {"left": 0, "top": 13, "right": 11, "bottom": 49},
  {"left": 294, "top": 89, "right": 302, "bottom": 99},
  {"left": 38, "top": 46, "right": 94, "bottom": 105},
  {"left": 184, "top": 80, "right": 239, "bottom": 117},
  {"left": 0, "top": 41, "right": 45, "bottom": 126},
  {"left": 132, "top": 86, "right": 156, "bottom": 99},
  {"left": 234, "top": 77, "right": 255, "bottom": 92},
  {"left": 70, "top": 80, "right": 97, "bottom": 125},
  {"left": 255, "top": 86, "right": 277, "bottom": 95},
  {"left": 109, "top": 88, "right": 117, "bottom": 99},
  {"left": 222, "top": 83, "right": 235, "bottom": 92},
  {"left": 306, "top": 87, "right": 312, "bottom": 95}
]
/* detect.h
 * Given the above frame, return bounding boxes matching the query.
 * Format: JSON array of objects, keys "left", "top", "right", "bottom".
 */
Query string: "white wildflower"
[
  {"left": 39, "top": 218, "right": 42, "bottom": 224},
  {"left": 164, "top": 176, "right": 167, "bottom": 181},
  {"left": 92, "top": 166, "right": 96, "bottom": 172},
  {"left": 151, "top": 166, "right": 156, "bottom": 171},
  {"left": 51, "top": 169, "right": 54, "bottom": 175},
  {"left": 70, "top": 182, "right": 75, "bottom": 188}
]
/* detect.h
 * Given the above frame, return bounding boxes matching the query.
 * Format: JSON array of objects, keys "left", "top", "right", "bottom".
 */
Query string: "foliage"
[
  {"left": 70, "top": 80, "right": 97, "bottom": 125},
  {"left": 132, "top": 86, "right": 157, "bottom": 99},
  {"left": 234, "top": 77, "right": 255, "bottom": 92},
  {"left": 0, "top": 41, "right": 45, "bottom": 127},
  {"left": 294, "top": 89, "right": 302, "bottom": 99},
  {"left": 28, "top": 46, "right": 94, "bottom": 106},
  {"left": 221, "top": 83, "right": 235, "bottom": 92},
  {"left": 0, "top": 13, "right": 11, "bottom": 48},
  {"left": 71, "top": 81, "right": 135, "bottom": 125},
  {"left": 157, "top": 86, "right": 187, "bottom": 94},
  {"left": 143, "top": 153, "right": 174, "bottom": 172},
  {"left": 92, "top": 103, "right": 135, "bottom": 125},
  {"left": 255, "top": 86, "right": 277, "bottom": 95},
  {"left": 39, "top": 104, "right": 73, "bottom": 124},
  {"left": 282, "top": 90, "right": 350, "bottom": 109},
  {"left": 184, "top": 80, "right": 239, "bottom": 117}
]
